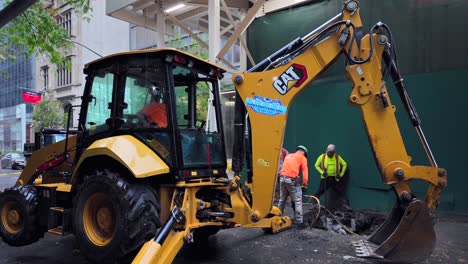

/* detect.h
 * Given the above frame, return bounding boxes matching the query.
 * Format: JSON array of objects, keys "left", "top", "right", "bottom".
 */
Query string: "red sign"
[{"left": 22, "top": 90, "right": 42, "bottom": 104}]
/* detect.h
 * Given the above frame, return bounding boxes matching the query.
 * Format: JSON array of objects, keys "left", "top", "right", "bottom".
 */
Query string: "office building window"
[
  {"left": 57, "top": 58, "right": 72, "bottom": 87},
  {"left": 41, "top": 65, "right": 49, "bottom": 89},
  {"left": 57, "top": 11, "right": 72, "bottom": 36}
]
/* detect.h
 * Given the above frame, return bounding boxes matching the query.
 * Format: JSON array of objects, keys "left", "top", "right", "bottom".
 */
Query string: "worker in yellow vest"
[{"left": 313, "top": 144, "right": 348, "bottom": 202}]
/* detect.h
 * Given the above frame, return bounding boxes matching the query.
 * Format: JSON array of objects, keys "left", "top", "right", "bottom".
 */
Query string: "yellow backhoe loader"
[{"left": 0, "top": 1, "right": 446, "bottom": 263}]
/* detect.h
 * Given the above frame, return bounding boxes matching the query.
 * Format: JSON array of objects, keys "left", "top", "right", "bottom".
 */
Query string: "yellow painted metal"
[
  {"left": 129, "top": 3, "right": 447, "bottom": 263},
  {"left": 1, "top": 201, "right": 21, "bottom": 234},
  {"left": 85, "top": 48, "right": 226, "bottom": 74},
  {"left": 16, "top": 135, "right": 77, "bottom": 187},
  {"left": 82, "top": 192, "right": 116, "bottom": 247},
  {"left": 34, "top": 183, "right": 72, "bottom": 193},
  {"left": 243, "top": 215, "right": 292, "bottom": 233},
  {"left": 345, "top": 34, "right": 447, "bottom": 209},
  {"left": 56, "top": 184, "right": 72, "bottom": 192},
  {"left": 47, "top": 227, "right": 64, "bottom": 235},
  {"left": 232, "top": 10, "right": 363, "bottom": 218},
  {"left": 72, "top": 135, "right": 169, "bottom": 180},
  {"left": 133, "top": 231, "right": 186, "bottom": 264},
  {"left": 133, "top": 176, "right": 295, "bottom": 263},
  {"left": 132, "top": 239, "right": 163, "bottom": 264}
]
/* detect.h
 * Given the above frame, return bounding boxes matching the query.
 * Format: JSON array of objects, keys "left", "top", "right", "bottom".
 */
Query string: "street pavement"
[
  {"left": 0, "top": 172, "right": 467, "bottom": 263},
  {"left": 0, "top": 168, "right": 21, "bottom": 191}
]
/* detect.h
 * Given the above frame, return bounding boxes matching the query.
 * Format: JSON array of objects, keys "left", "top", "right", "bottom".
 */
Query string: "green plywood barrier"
[{"left": 247, "top": 0, "right": 468, "bottom": 212}]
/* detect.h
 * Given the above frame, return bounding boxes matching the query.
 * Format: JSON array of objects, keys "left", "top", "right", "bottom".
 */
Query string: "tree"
[
  {"left": 31, "top": 100, "right": 64, "bottom": 131},
  {"left": 0, "top": 0, "right": 92, "bottom": 65},
  {"left": 168, "top": 33, "right": 210, "bottom": 124}
]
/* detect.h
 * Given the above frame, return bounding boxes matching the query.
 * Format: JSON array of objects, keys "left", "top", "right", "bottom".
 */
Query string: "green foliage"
[
  {"left": 168, "top": 33, "right": 210, "bottom": 123},
  {"left": 0, "top": 0, "right": 93, "bottom": 65},
  {"left": 196, "top": 82, "right": 210, "bottom": 124},
  {"left": 167, "top": 33, "right": 208, "bottom": 60},
  {"left": 32, "top": 100, "right": 64, "bottom": 131}
]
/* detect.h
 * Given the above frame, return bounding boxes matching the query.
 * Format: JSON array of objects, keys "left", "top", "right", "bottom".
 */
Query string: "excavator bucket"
[{"left": 353, "top": 199, "right": 435, "bottom": 263}]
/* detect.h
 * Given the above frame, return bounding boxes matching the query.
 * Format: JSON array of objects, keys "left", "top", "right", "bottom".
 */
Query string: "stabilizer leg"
[{"left": 133, "top": 206, "right": 186, "bottom": 264}]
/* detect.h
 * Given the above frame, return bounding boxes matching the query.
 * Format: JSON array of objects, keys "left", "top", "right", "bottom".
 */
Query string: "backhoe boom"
[{"left": 133, "top": 1, "right": 446, "bottom": 263}]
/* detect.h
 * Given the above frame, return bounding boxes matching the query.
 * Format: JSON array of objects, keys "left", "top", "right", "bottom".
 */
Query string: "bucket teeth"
[
  {"left": 352, "top": 240, "right": 383, "bottom": 259},
  {"left": 352, "top": 200, "right": 435, "bottom": 263}
]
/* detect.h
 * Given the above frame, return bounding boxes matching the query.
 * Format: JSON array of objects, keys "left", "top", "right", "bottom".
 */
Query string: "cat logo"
[{"left": 273, "top": 64, "right": 308, "bottom": 95}]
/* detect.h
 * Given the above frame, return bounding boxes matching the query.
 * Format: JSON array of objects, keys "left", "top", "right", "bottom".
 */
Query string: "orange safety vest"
[
  {"left": 141, "top": 102, "right": 168, "bottom": 128},
  {"left": 321, "top": 153, "right": 341, "bottom": 177}
]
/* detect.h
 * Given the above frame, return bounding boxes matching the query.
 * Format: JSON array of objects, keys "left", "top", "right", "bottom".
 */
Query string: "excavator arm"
[
  {"left": 231, "top": 0, "right": 446, "bottom": 262},
  {"left": 133, "top": 1, "right": 446, "bottom": 263}
]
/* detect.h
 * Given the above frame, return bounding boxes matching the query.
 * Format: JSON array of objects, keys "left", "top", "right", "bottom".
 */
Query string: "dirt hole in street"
[{"left": 303, "top": 207, "right": 387, "bottom": 235}]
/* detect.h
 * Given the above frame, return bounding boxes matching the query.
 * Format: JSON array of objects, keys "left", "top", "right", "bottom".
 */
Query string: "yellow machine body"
[
  {"left": 1, "top": 2, "right": 446, "bottom": 264},
  {"left": 133, "top": 1, "right": 446, "bottom": 263},
  {"left": 72, "top": 135, "right": 170, "bottom": 180}
]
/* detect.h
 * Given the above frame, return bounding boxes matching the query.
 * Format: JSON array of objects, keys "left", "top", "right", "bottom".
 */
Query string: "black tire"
[
  {"left": 73, "top": 170, "right": 161, "bottom": 263},
  {"left": 0, "top": 185, "right": 44, "bottom": 246}
]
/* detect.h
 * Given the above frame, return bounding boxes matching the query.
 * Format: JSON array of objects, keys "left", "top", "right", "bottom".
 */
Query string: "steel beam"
[
  {"left": 0, "top": 0, "right": 37, "bottom": 28},
  {"left": 208, "top": 0, "right": 220, "bottom": 63},
  {"left": 216, "top": 0, "right": 265, "bottom": 61},
  {"left": 220, "top": 0, "right": 254, "bottom": 66}
]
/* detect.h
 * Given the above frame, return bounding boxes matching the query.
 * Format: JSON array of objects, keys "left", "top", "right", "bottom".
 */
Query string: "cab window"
[
  {"left": 120, "top": 58, "right": 173, "bottom": 165},
  {"left": 85, "top": 73, "right": 114, "bottom": 135},
  {"left": 173, "top": 65, "right": 224, "bottom": 167},
  {"left": 122, "top": 64, "right": 168, "bottom": 129}
]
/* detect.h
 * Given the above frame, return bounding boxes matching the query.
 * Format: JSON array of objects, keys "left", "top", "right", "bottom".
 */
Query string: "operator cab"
[{"left": 80, "top": 49, "right": 227, "bottom": 180}]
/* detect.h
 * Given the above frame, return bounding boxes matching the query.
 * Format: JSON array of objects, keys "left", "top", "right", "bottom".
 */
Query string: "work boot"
[{"left": 295, "top": 222, "right": 307, "bottom": 230}]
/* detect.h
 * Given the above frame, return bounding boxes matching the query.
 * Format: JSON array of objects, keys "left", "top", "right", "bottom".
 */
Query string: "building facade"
[
  {"left": 35, "top": 0, "right": 129, "bottom": 129},
  {"left": 0, "top": 41, "right": 35, "bottom": 152}
]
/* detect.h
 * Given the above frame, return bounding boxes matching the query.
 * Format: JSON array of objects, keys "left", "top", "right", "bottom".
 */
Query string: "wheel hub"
[
  {"left": 7, "top": 210, "right": 20, "bottom": 225},
  {"left": 96, "top": 207, "right": 113, "bottom": 230},
  {"left": 83, "top": 192, "right": 116, "bottom": 247},
  {"left": 1, "top": 201, "right": 22, "bottom": 234}
]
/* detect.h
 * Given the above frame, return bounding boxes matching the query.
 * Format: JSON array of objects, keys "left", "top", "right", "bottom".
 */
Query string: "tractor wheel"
[
  {"left": 73, "top": 170, "right": 161, "bottom": 263},
  {"left": 0, "top": 185, "right": 44, "bottom": 246}
]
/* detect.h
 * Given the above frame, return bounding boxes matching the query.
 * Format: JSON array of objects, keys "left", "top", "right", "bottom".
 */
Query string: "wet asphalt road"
[
  {"left": 0, "top": 171, "right": 467, "bottom": 264},
  {"left": 0, "top": 168, "right": 21, "bottom": 191}
]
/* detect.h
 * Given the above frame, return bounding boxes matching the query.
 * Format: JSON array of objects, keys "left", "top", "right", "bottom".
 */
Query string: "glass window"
[
  {"left": 85, "top": 73, "right": 114, "bottom": 135},
  {"left": 56, "top": 58, "right": 72, "bottom": 87},
  {"left": 122, "top": 64, "right": 168, "bottom": 129},
  {"left": 121, "top": 58, "right": 172, "bottom": 164},
  {"left": 172, "top": 65, "right": 224, "bottom": 167}
]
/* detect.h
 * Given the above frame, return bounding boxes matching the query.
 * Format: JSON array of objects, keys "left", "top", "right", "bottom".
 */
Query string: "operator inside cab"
[{"left": 139, "top": 101, "right": 168, "bottom": 128}]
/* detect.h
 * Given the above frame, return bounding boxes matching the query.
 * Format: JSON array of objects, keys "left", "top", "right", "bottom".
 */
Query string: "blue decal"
[{"left": 246, "top": 95, "right": 287, "bottom": 116}]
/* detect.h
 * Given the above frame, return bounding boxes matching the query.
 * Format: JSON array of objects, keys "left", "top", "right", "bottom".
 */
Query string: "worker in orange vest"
[{"left": 278, "top": 145, "right": 309, "bottom": 227}]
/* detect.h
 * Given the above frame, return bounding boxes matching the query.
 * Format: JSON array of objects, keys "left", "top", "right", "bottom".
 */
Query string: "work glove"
[
  {"left": 322, "top": 171, "right": 328, "bottom": 177},
  {"left": 335, "top": 175, "right": 343, "bottom": 182},
  {"left": 301, "top": 185, "right": 307, "bottom": 192}
]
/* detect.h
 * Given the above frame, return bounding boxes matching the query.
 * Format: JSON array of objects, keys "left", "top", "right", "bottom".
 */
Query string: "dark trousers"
[{"left": 313, "top": 177, "right": 347, "bottom": 199}]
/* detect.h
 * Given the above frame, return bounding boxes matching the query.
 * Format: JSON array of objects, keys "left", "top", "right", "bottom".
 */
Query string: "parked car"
[{"left": 0, "top": 153, "right": 26, "bottom": 170}]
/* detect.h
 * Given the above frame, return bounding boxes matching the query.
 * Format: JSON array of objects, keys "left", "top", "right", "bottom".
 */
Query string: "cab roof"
[{"left": 84, "top": 48, "right": 227, "bottom": 74}]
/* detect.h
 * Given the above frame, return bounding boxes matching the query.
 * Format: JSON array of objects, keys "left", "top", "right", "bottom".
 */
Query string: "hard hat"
[
  {"left": 326, "top": 144, "right": 336, "bottom": 153},
  {"left": 296, "top": 145, "right": 308, "bottom": 157}
]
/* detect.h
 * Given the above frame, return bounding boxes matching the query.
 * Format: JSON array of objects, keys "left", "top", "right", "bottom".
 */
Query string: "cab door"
[{"left": 79, "top": 67, "right": 117, "bottom": 144}]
